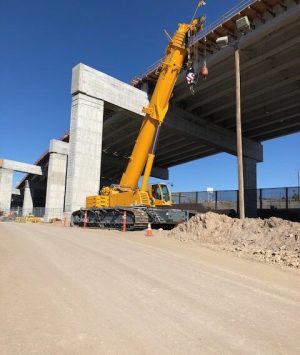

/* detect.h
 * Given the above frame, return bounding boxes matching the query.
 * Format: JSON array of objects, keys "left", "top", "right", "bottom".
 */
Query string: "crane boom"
[{"left": 120, "top": 20, "right": 203, "bottom": 189}]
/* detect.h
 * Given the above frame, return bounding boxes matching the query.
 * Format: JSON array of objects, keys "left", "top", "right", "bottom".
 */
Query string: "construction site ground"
[{"left": 1, "top": 221, "right": 300, "bottom": 354}]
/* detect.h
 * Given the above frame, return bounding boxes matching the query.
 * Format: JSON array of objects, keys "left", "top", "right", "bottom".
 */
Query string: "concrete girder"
[
  {"left": 186, "top": 54, "right": 300, "bottom": 112},
  {"left": 0, "top": 159, "right": 42, "bottom": 175},
  {"left": 155, "top": 140, "right": 208, "bottom": 162},
  {"left": 104, "top": 125, "right": 174, "bottom": 157},
  {"left": 158, "top": 148, "right": 219, "bottom": 168},
  {"left": 246, "top": 114, "right": 300, "bottom": 138},
  {"left": 101, "top": 153, "right": 169, "bottom": 180},
  {"left": 241, "top": 105, "right": 300, "bottom": 131},
  {"left": 103, "top": 111, "right": 143, "bottom": 132},
  {"left": 156, "top": 144, "right": 212, "bottom": 166},
  {"left": 103, "top": 123, "right": 135, "bottom": 146},
  {"left": 212, "top": 83, "right": 300, "bottom": 125},
  {"left": 154, "top": 131, "right": 182, "bottom": 147},
  {"left": 156, "top": 136, "right": 197, "bottom": 154},
  {"left": 165, "top": 106, "right": 263, "bottom": 162},
  {"left": 254, "top": 124, "right": 300, "bottom": 141},
  {"left": 202, "top": 47, "right": 299, "bottom": 112},
  {"left": 103, "top": 126, "right": 139, "bottom": 154},
  {"left": 213, "top": 89, "right": 300, "bottom": 125},
  {"left": 104, "top": 104, "right": 263, "bottom": 163},
  {"left": 219, "top": 101, "right": 300, "bottom": 129},
  {"left": 248, "top": 116, "right": 300, "bottom": 138},
  {"left": 154, "top": 131, "right": 208, "bottom": 156},
  {"left": 103, "top": 116, "right": 135, "bottom": 143},
  {"left": 199, "top": 73, "right": 300, "bottom": 120}
]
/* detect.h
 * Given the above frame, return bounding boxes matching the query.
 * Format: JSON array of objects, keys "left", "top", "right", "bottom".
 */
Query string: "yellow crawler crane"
[{"left": 71, "top": 3, "right": 206, "bottom": 229}]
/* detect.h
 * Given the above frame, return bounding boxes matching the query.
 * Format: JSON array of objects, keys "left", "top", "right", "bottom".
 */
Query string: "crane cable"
[
  {"left": 191, "top": 0, "right": 206, "bottom": 22},
  {"left": 186, "top": 0, "right": 207, "bottom": 94},
  {"left": 190, "top": 1, "right": 206, "bottom": 84}
]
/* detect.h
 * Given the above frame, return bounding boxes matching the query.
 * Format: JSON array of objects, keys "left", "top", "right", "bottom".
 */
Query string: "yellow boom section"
[{"left": 119, "top": 20, "right": 201, "bottom": 190}]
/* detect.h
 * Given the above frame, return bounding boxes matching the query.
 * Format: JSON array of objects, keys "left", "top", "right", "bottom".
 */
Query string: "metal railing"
[
  {"left": 131, "top": 0, "right": 258, "bottom": 84},
  {"left": 192, "top": 0, "right": 257, "bottom": 44}
]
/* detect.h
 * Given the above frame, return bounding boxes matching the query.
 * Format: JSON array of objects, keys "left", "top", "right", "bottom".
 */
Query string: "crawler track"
[{"left": 71, "top": 207, "right": 149, "bottom": 230}]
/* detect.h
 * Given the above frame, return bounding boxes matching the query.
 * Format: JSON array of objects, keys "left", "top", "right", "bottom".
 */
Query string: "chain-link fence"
[
  {"left": 172, "top": 186, "right": 300, "bottom": 215},
  {"left": 172, "top": 189, "right": 238, "bottom": 213},
  {"left": 1, "top": 186, "right": 299, "bottom": 222},
  {"left": 9, "top": 207, "right": 46, "bottom": 218}
]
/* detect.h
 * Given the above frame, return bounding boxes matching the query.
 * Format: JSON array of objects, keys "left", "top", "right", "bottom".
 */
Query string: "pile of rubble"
[{"left": 167, "top": 212, "right": 300, "bottom": 269}]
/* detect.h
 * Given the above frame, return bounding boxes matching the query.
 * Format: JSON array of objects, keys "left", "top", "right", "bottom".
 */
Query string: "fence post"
[
  {"left": 286, "top": 187, "right": 288, "bottom": 210},
  {"left": 259, "top": 189, "right": 262, "bottom": 210},
  {"left": 179, "top": 193, "right": 181, "bottom": 204},
  {"left": 195, "top": 191, "right": 198, "bottom": 210},
  {"left": 215, "top": 191, "right": 218, "bottom": 210}
]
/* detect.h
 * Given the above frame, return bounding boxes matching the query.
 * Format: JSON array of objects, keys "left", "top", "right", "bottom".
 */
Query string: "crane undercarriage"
[{"left": 71, "top": 207, "right": 194, "bottom": 230}]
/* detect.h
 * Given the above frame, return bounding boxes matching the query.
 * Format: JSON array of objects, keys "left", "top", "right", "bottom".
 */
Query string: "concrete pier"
[
  {"left": 64, "top": 94, "right": 104, "bottom": 212},
  {"left": 22, "top": 180, "right": 33, "bottom": 216},
  {"left": 0, "top": 168, "right": 13, "bottom": 212},
  {"left": 44, "top": 140, "right": 69, "bottom": 222},
  {"left": 243, "top": 157, "right": 258, "bottom": 218}
]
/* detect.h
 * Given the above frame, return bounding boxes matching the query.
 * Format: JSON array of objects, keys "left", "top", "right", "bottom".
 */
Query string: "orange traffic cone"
[{"left": 146, "top": 223, "right": 153, "bottom": 237}]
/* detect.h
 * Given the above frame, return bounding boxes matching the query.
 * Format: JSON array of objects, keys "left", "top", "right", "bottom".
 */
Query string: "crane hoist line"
[{"left": 71, "top": 1, "right": 207, "bottom": 230}]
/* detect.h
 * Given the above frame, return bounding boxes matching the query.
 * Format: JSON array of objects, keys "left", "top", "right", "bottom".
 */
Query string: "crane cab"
[{"left": 148, "top": 183, "right": 172, "bottom": 206}]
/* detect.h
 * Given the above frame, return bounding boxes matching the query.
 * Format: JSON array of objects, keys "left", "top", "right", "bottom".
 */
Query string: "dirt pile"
[{"left": 167, "top": 212, "right": 300, "bottom": 269}]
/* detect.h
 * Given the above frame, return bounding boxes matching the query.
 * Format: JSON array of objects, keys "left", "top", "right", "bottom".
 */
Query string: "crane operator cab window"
[{"left": 151, "top": 184, "right": 171, "bottom": 203}]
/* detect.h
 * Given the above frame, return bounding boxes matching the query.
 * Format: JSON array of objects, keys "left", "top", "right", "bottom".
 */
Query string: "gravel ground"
[{"left": 0, "top": 221, "right": 300, "bottom": 354}]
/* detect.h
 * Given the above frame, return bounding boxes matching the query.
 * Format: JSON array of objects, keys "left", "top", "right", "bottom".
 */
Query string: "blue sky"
[{"left": 0, "top": 0, "right": 299, "bottom": 191}]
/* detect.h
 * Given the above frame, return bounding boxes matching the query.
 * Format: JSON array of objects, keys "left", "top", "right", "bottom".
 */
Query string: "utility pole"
[
  {"left": 298, "top": 169, "right": 300, "bottom": 201},
  {"left": 235, "top": 43, "right": 245, "bottom": 219},
  {"left": 216, "top": 16, "right": 250, "bottom": 220}
]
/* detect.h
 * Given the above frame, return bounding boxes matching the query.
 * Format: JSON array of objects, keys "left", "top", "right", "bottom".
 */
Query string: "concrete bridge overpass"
[
  {"left": 3, "top": 0, "right": 299, "bottom": 219},
  {"left": 84, "top": 0, "right": 299, "bottom": 185}
]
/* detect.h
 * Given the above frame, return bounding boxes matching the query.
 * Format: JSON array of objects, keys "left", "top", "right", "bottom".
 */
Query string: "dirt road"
[{"left": 1, "top": 222, "right": 300, "bottom": 354}]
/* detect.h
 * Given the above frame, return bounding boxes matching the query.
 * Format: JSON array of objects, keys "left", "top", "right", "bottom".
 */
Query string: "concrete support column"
[
  {"left": 243, "top": 157, "right": 257, "bottom": 218},
  {"left": 65, "top": 93, "right": 104, "bottom": 212},
  {"left": 44, "top": 153, "right": 68, "bottom": 222},
  {"left": 0, "top": 168, "right": 13, "bottom": 212},
  {"left": 22, "top": 180, "right": 33, "bottom": 216}
]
